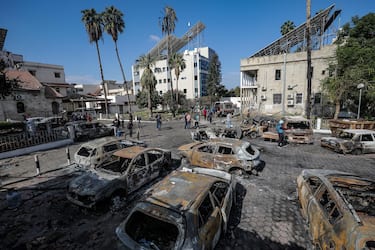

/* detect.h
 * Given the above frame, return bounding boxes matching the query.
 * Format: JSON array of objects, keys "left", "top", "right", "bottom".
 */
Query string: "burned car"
[
  {"left": 321, "top": 129, "right": 375, "bottom": 155},
  {"left": 74, "top": 137, "right": 146, "bottom": 169},
  {"left": 191, "top": 126, "right": 242, "bottom": 141},
  {"left": 178, "top": 138, "right": 261, "bottom": 175},
  {"left": 284, "top": 116, "right": 313, "bottom": 144},
  {"left": 116, "top": 167, "right": 235, "bottom": 249},
  {"left": 67, "top": 146, "right": 171, "bottom": 208},
  {"left": 297, "top": 169, "right": 375, "bottom": 250},
  {"left": 66, "top": 121, "right": 114, "bottom": 141}
]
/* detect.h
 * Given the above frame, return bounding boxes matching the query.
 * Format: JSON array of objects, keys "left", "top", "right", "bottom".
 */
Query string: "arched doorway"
[{"left": 52, "top": 102, "right": 59, "bottom": 115}]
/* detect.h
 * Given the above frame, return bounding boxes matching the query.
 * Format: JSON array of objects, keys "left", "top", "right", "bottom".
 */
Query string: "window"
[
  {"left": 210, "top": 181, "right": 229, "bottom": 207},
  {"left": 314, "top": 93, "right": 321, "bottom": 104},
  {"left": 147, "top": 151, "right": 162, "bottom": 164},
  {"left": 16, "top": 102, "right": 25, "bottom": 113},
  {"left": 296, "top": 93, "right": 303, "bottom": 104},
  {"left": 197, "top": 145, "right": 214, "bottom": 153},
  {"left": 103, "top": 143, "right": 120, "bottom": 153},
  {"left": 163, "top": 79, "right": 166, "bottom": 83},
  {"left": 159, "top": 79, "right": 162, "bottom": 84},
  {"left": 168, "top": 78, "right": 170, "bottom": 83},
  {"left": 361, "top": 134, "right": 374, "bottom": 142},
  {"left": 307, "top": 177, "right": 322, "bottom": 194},
  {"left": 321, "top": 70, "right": 326, "bottom": 75},
  {"left": 54, "top": 72, "right": 61, "bottom": 78},
  {"left": 194, "top": 75, "right": 198, "bottom": 80},
  {"left": 55, "top": 87, "right": 60, "bottom": 93},
  {"left": 159, "top": 91, "right": 162, "bottom": 95},
  {"left": 273, "top": 94, "right": 282, "bottom": 104},
  {"left": 183, "top": 89, "right": 187, "bottom": 94},
  {"left": 198, "top": 195, "right": 214, "bottom": 228},
  {"left": 318, "top": 188, "right": 342, "bottom": 224},
  {"left": 218, "top": 146, "right": 234, "bottom": 154},
  {"left": 275, "top": 69, "right": 281, "bottom": 80}
]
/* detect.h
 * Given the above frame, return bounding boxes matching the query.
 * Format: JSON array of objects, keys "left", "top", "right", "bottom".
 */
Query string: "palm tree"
[
  {"left": 102, "top": 6, "right": 132, "bottom": 113},
  {"left": 160, "top": 6, "right": 177, "bottom": 115},
  {"left": 136, "top": 54, "right": 157, "bottom": 117},
  {"left": 169, "top": 52, "right": 186, "bottom": 105},
  {"left": 81, "top": 8, "right": 109, "bottom": 116},
  {"left": 280, "top": 20, "right": 296, "bottom": 35}
]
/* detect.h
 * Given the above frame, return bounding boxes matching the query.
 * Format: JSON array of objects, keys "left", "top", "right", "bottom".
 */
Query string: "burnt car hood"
[
  {"left": 68, "top": 171, "right": 115, "bottom": 195},
  {"left": 321, "top": 136, "right": 348, "bottom": 143}
]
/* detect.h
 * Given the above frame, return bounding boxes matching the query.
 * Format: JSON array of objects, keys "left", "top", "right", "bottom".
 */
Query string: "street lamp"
[{"left": 357, "top": 83, "right": 365, "bottom": 119}]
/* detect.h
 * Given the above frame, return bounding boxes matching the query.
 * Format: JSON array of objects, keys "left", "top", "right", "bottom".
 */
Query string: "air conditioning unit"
[
  {"left": 15, "top": 95, "right": 24, "bottom": 101},
  {"left": 261, "top": 86, "right": 267, "bottom": 91},
  {"left": 287, "top": 100, "right": 294, "bottom": 106},
  {"left": 287, "top": 94, "right": 294, "bottom": 100},
  {"left": 287, "top": 85, "right": 293, "bottom": 90},
  {"left": 261, "top": 95, "right": 267, "bottom": 100}
]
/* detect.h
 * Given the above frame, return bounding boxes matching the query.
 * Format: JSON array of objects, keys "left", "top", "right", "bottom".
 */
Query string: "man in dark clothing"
[{"left": 276, "top": 120, "right": 286, "bottom": 147}]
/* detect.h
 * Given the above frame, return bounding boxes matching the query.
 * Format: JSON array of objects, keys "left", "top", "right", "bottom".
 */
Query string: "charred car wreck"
[
  {"left": 67, "top": 146, "right": 171, "bottom": 208},
  {"left": 116, "top": 167, "right": 235, "bottom": 249},
  {"left": 178, "top": 138, "right": 262, "bottom": 175},
  {"left": 191, "top": 126, "right": 243, "bottom": 141},
  {"left": 321, "top": 129, "right": 375, "bottom": 155},
  {"left": 297, "top": 169, "right": 375, "bottom": 250}
]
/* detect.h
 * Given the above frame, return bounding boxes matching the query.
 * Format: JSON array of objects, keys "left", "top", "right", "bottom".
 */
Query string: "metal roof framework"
[
  {"left": 147, "top": 21, "right": 205, "bottom": 58},
  {"left": 249, "top": 5, "right": 341, "bottom": 58}
]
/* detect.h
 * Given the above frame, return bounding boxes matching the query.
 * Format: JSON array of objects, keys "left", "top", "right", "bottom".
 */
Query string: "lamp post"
[{"left": 357, "top": 83, "right": 365, "bottom": 119}]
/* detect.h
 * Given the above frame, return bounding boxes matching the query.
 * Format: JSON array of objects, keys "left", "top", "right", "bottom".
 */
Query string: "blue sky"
[{"left": 1, "top": 0, "right": 374, "bottom": 90}]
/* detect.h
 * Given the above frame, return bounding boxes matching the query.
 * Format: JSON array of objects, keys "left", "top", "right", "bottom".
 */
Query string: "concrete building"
[
  {"left": 132, "top": 46, "right": 215, "bottom": 100},
  {"left": 132, "top": 21, "right": 214, "bottom": 101},
  {"left": 240, "top": 5, "right": 340, "bottom": 117}
]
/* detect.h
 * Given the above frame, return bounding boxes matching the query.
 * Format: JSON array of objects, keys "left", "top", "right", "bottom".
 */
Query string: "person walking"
[
  {"left": 186, "top": 112, "right": 191, "bottom": 129},
  {"left": 184, "top": 113, "right": 188, "bottom": 129},
  {"left": 276, "top": 119, "right": 286, "bottom": 147},
  {"left": 156, "top": 114, "right": 162, "bottom": 130},
  {"left": 127, "top": 119, "right": 133, "bottom": 137},
  {"left": 226, "top": 113, "right": 232, "bottom": 128},
  {"left": 208, "top": 111, "right": 213, "bottom": 124}
]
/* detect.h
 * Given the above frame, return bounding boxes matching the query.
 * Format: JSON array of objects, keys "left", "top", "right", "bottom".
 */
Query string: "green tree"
[
  {"left": 169, "top": 52, "right": 186, "bottom": 105},
  {"left": 207, "top": 53, "right": 225, "bottom": 104},
  {"left": 136, "top": 90, "right": 161, "bottom": 110},
  {"left": 136, "top": 54, "right": 157, "bottom": 117},
  {"left": 321, "top": 13, "right": 375, "bottom": 119},
  {"left": 0, "top": 60, "right": 19, "bottom": 99},
  {"left": 81, "top": 8, "right": 109, "bottom": 116},
  {"left": 160, "top": 6, "right": 178, "bottom": 115},
  {"left": 162, "top": 90, "right": 187, "bottom": 112},
  {"left": 102, "top": 5, "right": 132, "bottom": 113},
  {"left": 280, "top": 20, "right": 296, "bottom": 35}
]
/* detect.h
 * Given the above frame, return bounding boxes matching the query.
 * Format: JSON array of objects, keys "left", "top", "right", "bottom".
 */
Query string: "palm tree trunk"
[
  {"left": 166, "top": 35, "right": 175, "bottom": 117},
  {"left": 114, "top": 41, "right": 132, "bottom": 113},
  {"left": 95, "top": 41, "right": 109, "bottom": 117},
  {"left": 148, "top": 88, "right": 152, "bottom": 118},
  {"left": 306, "top": 0, "right": 312, "bottom": 119},
  {"left": 175, "top": 78, "right": 179, "bottom": 105},
  {"left": 334, "top": 100, "right": 340, "bottom": 119}
]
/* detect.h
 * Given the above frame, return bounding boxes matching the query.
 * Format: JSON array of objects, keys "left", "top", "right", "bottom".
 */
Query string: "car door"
[
  {"left": 214, "top": 144, "right": 237, "bottom": 171},
  {"left": 297, "top": 176, "right": 322, "bottom": 219},
  {"left": 210, "top": 181, "right": 232, "bottom": 233},
  {"left": 146, "top": 149, "right": 164, "bottom": 180},
  {"left": 198, "top": 193, "right": 222, "bottom": 249},
  {"left": 308, "top": 185, "right": 341, "bottom": 248},
  {"left": 360, "top": 133, "right": 375, "bottom": 153},
  {"left": 191, "top": 143, "right": 215, "bottom": 168},
  {"left": 126, "top": 152, "right": 149, "bottom": 193}
]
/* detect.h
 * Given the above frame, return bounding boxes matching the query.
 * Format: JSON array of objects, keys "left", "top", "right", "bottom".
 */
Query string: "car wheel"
[
  {"left": 352, "top": 148, "right": 362, "bottom": 155},
  {"left": 249, "top": 131, "right": 257, "bottom": 139}
]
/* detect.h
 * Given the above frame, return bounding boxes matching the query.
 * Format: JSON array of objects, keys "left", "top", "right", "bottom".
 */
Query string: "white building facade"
[{"left": 132, "top": 47, "right": 216, "bottom": 100}]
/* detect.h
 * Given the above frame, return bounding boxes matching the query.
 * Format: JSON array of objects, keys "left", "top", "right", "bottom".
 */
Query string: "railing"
[{"left": 0, "top": 127, "right": 69, "bottom": 153}]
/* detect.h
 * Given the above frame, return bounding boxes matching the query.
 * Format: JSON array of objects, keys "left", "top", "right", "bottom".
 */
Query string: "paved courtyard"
[{"left": 1, "top": 118, "right": 374, "bottom": 249}]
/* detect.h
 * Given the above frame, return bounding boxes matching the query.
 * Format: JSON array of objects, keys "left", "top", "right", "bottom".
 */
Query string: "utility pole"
[{"left": 306, "top": 0, "right": 312, "bottom": 119}]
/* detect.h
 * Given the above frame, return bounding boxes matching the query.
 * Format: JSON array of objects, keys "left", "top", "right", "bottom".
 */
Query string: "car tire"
[
  {"left": 249, "top": 131, "right": 257, "bottom": 139},
  {"left": 352, "top": 148, "right": 362, "bottom": 155}
]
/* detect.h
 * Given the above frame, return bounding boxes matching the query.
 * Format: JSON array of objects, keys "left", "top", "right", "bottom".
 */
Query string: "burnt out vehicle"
[
  {"left": 66, "top": 121, "right": 114, "bottom": 141},
  {"left": 67, "top": 146, "right": 171, "bottom": 208},
  {"left": 284, "top": 116, "right": 313, "bottom": 144},
  {"left": 191, "top": 126, "right": 242, "bottom": 141},
  {"left": 116, "top": 167, "right": 235, "bottom": 249},
  {"left": 74, "top": 137, "right": 147, "bottom": 169},
  {"left": 297, "top": 169, "right": 375, "bottom": 250},
  {"left": 321, "top": 129, "right": 375, "bottom": 155},
  {"left": 178, "top": 138, "right": 261, "bottom": 175}
]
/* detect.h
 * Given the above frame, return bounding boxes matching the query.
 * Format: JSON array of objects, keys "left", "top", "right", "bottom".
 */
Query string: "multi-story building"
[
  {"left": 132, "top": 46, "right": 215, "bottom": 100},
  {"left": 132, "top": 21, "right": 215, "bottom": 101},
  {"left": 240, "top": 5, "right": 341, "bottom": 117}
]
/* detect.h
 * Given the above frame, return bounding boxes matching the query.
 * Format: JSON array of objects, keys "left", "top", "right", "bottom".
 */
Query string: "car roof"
[
  {"left": 342, "top": 129, "right": 375, "bottom": 134},
  {"left": 113, "top": 146, "right": 147, "bottom": 159},
  {"left": 145, "top": 169, "right": 223, "bottom": 211},
  {"left": 80, "top": 137, "right": 120, "bottom": 148},
  {"left": 208, "top": 137, "right": 246, "bottom": 147}
]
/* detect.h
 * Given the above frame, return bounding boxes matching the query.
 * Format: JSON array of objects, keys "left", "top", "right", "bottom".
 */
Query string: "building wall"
[
  {"left": 240, "top": 45, "right": 335, "bottom": 116},
  {"left": 132, "top": 47, "right": 214, "bottom": 100},
  {"left": 0, "top": 90, "right": 63, "bottom": 120},
  {"left": 22, "top": 61, "right": 66, "bottom": 84}
]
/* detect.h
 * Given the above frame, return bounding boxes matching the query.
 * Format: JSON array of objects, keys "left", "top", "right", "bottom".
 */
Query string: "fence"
[{"left": 0, "top": 128, "right": 69, "bottom": 153}]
